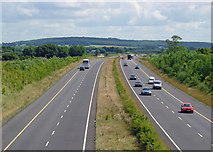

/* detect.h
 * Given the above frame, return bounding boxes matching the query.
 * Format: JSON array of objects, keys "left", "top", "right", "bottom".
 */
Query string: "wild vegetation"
[
  {"left": 147, "top": 35, "right": 212, "bottom": 94},
  {"left": 113, "top": 58, "right": 169, "bottom": 150}
]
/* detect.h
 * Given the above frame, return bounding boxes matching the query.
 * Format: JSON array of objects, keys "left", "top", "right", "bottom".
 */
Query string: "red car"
[{"left": 181, "top": 103, "right": 194, "bottom": 113}]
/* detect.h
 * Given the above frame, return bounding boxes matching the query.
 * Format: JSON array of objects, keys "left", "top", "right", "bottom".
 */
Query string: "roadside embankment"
[{"left": 137, "top": 58, "right": 211, "bottom": 108}]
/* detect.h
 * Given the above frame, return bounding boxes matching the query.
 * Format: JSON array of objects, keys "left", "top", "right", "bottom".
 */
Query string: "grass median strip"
[
  {"left": 96, "top": 59, "right": 139, "bottom": 150},
  {"left": 112, "top": 57, "right": 169, "bottom": 150}
]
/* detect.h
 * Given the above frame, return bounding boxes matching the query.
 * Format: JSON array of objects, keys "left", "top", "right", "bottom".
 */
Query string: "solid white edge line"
[
  {"left": 120, "top": 59, "right": 181, "bottom": 151},
  {"left": 82, "top": 61, "right": 104, "bottom": 151}
]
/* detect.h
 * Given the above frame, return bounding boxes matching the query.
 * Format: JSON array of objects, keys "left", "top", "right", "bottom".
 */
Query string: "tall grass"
[
  {"left": 2, "top": 56, "right": 82, "bottom": 95},
  {"left": 113, "top": 58, "right": 168, "bottom": 150}
]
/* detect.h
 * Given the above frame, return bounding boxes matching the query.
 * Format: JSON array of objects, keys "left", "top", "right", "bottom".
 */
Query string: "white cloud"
[
  {"left": 152, "top": 10, "right": 167, "bottom": 20},
  {"left": 103, "top": 15, "right": 110, "bottom": 21},
  {"left": 17, "top": 6, "right": 39, "bottom": 17}
]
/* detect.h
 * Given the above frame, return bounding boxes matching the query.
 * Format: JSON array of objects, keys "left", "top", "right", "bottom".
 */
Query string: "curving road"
[
  {"left": 120, "top": 58, "right": 212, "bottom": 151},
  {"left": 2, "top": 59, "right": 105, "bottom": 151}
]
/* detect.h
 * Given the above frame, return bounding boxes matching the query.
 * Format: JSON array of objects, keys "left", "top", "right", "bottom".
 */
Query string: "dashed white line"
[
  {"left": 157, "top": 98, "right": 159, "bottom": 100},
  {"left": 172, "top": 111, "right": 175, "bottom": 114},
  {"left": 77, "top": 88, "right": 78, "bottom": 90},
  {"left": 52, "top": 131, "right": 55, "bottom": 135},
  {"left": 71, "top": 97, "right": 74, "bottom": 100},
  {"left": 73, "top": 94, "right": 75, "bottom": 96},
  {"left": 56, "top": 122, "right": 60, "bottom": 126},
  {"left": 75, "top": 90, "right": 77, "bottom": 93},
  {"left": 154, "top": 94, "right": 156, "bottom": 96},
  {"left": 67, "top": 105, "right": 69, "bottom": 107},
  {"left": 64, "top": 110, "right": 66, "bottom": 112},
  {"left": 187, "top": 124, "right": 191, "bottom": 128},
  {"left": 69, "top": 100, "right": 72, "bottom": 103},
  {"left": 161, "top": 102, "right": 164, "bottom": 104},
  {"left": 178, "top": 117, "right": 182, "bottom": 120},
  {"left": 198, "top": 133, "right": 203, "bottom": 137},
  {"left": 166, "top": 106, "right": 169, "bottom": 109},
  {"left": 45, "top": 141, "right": 49, "bottom": 147},
  {"left": 61, "top": 115, "right": 63, "bottom": 118}
]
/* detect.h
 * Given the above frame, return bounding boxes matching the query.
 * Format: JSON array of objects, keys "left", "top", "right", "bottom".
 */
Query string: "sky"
[{"left": 1, "top": 0, "right": 212, "bottom": 43}]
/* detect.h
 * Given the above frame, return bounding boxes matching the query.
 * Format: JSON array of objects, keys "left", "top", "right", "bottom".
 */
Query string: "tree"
[
  {"left": 95, "top": 50, "right": 100, "bottom": 56},
  {"left": 23, "top": 46, "right": 36, "bottom": 57},
  {"left": 2, "top": 52, "right": 19, "bottom": 60}
]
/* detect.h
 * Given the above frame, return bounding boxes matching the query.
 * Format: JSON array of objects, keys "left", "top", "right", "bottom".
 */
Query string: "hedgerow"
[{"left": 113, "top": 58, "right": 163, "bottom": 150}]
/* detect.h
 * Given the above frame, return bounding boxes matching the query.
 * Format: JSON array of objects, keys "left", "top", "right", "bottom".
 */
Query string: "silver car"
[{"left": 141, "top": 88, "right": 152, "bottom": 95}]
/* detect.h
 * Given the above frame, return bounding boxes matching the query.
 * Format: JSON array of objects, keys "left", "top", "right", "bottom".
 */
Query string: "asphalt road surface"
[
  {"left": 2, "top": 59, "right": 105, "bottom": 151},
  {"left": 120, "top": 58, "right": 212, "bottom": 151}
]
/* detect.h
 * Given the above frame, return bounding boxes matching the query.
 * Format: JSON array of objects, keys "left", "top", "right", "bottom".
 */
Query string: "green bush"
[{"left": 113, "top": 58, "right": 163, "bottom": 150}]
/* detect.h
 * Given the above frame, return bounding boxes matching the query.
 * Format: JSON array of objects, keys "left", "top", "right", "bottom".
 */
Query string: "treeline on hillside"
[
  {"left": 1, "top": 44, "right": 86, "bottom": 60},
  {"left": 3, "top": 36, "right": 211, "bottom": 50},
  {"left": 148, "top": 35, "right": 212, "bottom": 93}
]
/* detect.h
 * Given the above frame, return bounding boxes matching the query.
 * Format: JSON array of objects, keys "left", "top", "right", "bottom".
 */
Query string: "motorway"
[
  {"left": 120, "top": 58, "right": 212, "bottom": 151},
  {"left": 2, "top": 59, "right": 105, "bottom": 150}
]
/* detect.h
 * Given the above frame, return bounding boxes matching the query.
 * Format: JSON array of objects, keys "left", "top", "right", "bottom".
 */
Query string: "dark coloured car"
[
  {"left": 130, "top": 74, "right": 137, "bottom": 80},
  {"left": 124, "top": 63, "right": 128, "bottom": 66},
  {"left": 141, "top": 88, "right": 152, "bottom": 95},
  {"left": 135, "top": 65, "right": 140, "bottom": 69},
  {"left": 181, "top": 103, "right": 194, "bottom": 113},
  {"left": 135, "top": 81, "right": 142, "bottom": 87},
  {"left": 80, "top": 66, "right": 85, "bottom": 71}
]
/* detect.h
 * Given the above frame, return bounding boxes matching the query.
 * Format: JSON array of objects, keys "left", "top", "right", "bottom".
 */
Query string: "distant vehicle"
[
  {"left": 124, "top": 63, "right": 128, "bottom": 66},
  {"left": 80, "top": 66, "right": 85, "bottom": 71},
  {"left": 130, "top": 74, "right": 137, "bottom": 80},
  {"left": 181, "top": 103, "right": 194, "bottom": 113},
  {"left": 141, "top": 88, "right": 152, "bottom": 95},
  {"left": 122, "top": 57, "right": 124, "bottom": 59},
  {"left": 148, "top": 76, "right": 155, "bottom": 84},
  {"left": 135, "top": 81, "right": 142, "bottom": 87},
  {"left": 127, "top": 54, "right": 133, "bottom": 60},
  {"left": 153, "top": 80, "right": 162, "bottom": 89},
  {"left": 135, "top": 65, "right": 140, "bottom": 69},
  {"left": 82, "top": 59, "right": 90, "bottom": 69}
]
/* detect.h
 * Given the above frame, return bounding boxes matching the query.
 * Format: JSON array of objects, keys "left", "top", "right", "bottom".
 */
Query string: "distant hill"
[{"left": 3, "top": 37, "right": 211, "bottom": 50}]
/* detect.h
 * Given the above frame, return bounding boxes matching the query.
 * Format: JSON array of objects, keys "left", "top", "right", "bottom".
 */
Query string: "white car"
[
  {"left": 153, "top": 80, "right": 162, "bottom": 89},
  {"left": 148, "top": 76, "right": 155, "bottom": 84}
]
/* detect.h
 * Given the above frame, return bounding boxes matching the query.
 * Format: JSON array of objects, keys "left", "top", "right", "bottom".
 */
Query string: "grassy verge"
[
  {"left": 113, "top": 57, "right": 169, "bottom": 150},
  {"left": 137, "top": 58, "right": 212, "bottom": 108},
  {"left": 96, "top": 59, "right": 139, "bottom": 150},
  {"left": 1, "top": 56, "right": 95, "bottom": 123}
]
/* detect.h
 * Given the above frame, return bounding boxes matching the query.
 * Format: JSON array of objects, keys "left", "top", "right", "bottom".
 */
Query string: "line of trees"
[
  {"left": 149, "top": 35, "right": 212, "bottom": 93},
  {"left": 1, "top": 44, "right": 86, "bottom": 61}
]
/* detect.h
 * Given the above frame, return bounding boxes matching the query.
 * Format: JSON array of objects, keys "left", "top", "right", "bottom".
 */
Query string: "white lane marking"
[
  {"left": 166, "top": 106, "right": 169, "bottom": 109},
  {"left": 72, "top": 97, "right": 74, "bottom": 100},
  {"left": 45, "top": 141, "right": 49, "bottom": 147},
  {"left": 77, "top": 88, "right": 78, "bottom": 90},
  {"left": 67, "top": 105, "right": 69, "bottom": 107},
  {"left": 61, "top": 115, "right": 63, "bottom": 118},
  {"left": 198, "top": 133, "right": 203, "bottom": 137},
  {"left": 73, "top": 94, "right": 75, "bottom": 96},
  {"left": 64, "top": 110, "right": 66, "bottom": 113},
  {"left": 157, "top": 98, "right": 159, "bottom": 100},
  {"left": 154, "top": 94, "right": 155, "bottom": 96},
  {"left": 52, "top": 131, "right": 55, "bottom": 135},
  {"left": 83, "top": 61, "right": 105, "bottom": 151},
  {"left": 70, "top": 100, "right": 72, "bottom": 103},
  {"left": 120, "top": 60, "right": 181, "bottom": 151},
  {"left": 75, "top": 90, "right": 77, "bottom": 93},
  {"left": 56, "top": 122, "right": 60, "bottom": 126},
  {"left": 172, "top": 111, "right": 175, "bottom": 114},
  {"left": 178, "top": 117, "right": 182, "bottom": 120},
  {"left": 187, "top": 124, "right": 191, "bottom": 128},
  {"left": 161, "top": 102, "right": 164, "bottom": 104}
]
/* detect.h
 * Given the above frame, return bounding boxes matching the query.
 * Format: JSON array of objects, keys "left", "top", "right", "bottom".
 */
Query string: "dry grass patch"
[
  {"left": 137, "top": 58, "right": 211, "bottom": 107},
  {"left": 96, "top": 59, "right": 139, "bottom": 150}
]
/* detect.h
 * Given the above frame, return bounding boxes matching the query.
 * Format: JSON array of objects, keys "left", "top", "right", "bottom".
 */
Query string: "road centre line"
[
  {"left": 3, "top": 70, "right": 79, "bottom": 151},
  {"left": 166, "top": 106, "right": 169, "bottom": 109},
  {"left": 51, "top": 131, "right": 55, "bottom": 135},
  {"left": 187, "top": 124, "right": 191, "bottom": 128},
  {"left": 67, "top": 105, "right": 69, "bottom": 107},
  {"left": 120, "top": 60, "right": 181, "bottom": 151},
  {"left": 132, "top": 60, "right": 213, "bottom": 124},
  {"left": 64, "top": 110, "right": 66, "bottom": 113},
  {"left": 60, "top": 115, "right": 63, "bottom": 119},
  {"left": 45, "top": 141, "right": 49, "bottom": 147},
  {"left": 197, "top": 133, "right": 203, "bottom": 137},
  {"left": 178, "top": 117, "right": 182, "bottom": 120},
  {"left": 172, "top": 111, "right": 175, "bottom": 114},
  {"left": 56, "top": 122, "right": 60, "bottom": 126}
]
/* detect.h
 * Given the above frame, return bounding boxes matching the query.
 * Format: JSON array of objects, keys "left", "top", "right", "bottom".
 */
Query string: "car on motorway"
[
  {"left": 80, "top": 66, "right": 85, "bottom": 71},
  {"left": 130, "top": 74, "right": 137, "bottom": 80},
  {"left": 135, "top": 65, "right": 140, "bottom": 69},
  {"left": 153, "top": 80, "right": 162, "bottom": 89},
  {"left": 124, "top": 63, "right": 128, "bottom": 66},
  {"left": 135, "top": 81, "right": 142, "bottom": 87},
  {"left": 148, "top": 76, "right": 155, "bottom": 84},
  {"left": 141, "top": 87, "right": 152, "bottom": 95},
  {"left": 181, "top": 103, "right": 194, "bottom": 113}
]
